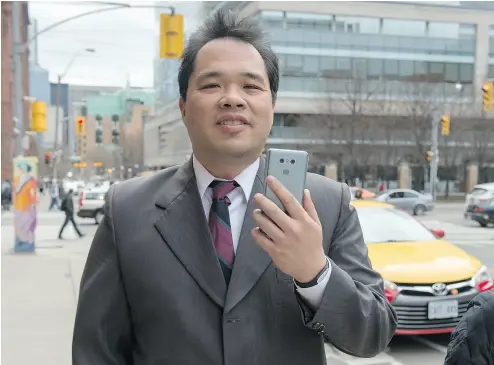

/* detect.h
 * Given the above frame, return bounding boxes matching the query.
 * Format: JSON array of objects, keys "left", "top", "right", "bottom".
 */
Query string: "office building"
[
  {"left": 145, "top": 1, "right": 494, "bottom": 191},
  {"left": 1, "top": 2, "right": 32, "bottom": 181},
  {"left": 79, "top": 88, "right": 154, "bottom": 177}
]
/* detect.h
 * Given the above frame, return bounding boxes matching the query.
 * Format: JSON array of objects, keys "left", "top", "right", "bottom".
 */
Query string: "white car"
[
  {"left": 464, "top": 182, "right": 494, "bottom": 219},
  {"left": 77, "top": 186, "right": 109, "bottom": 224}
]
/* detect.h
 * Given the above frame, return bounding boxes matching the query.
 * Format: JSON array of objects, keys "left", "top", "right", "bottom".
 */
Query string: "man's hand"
[{"left": 251, "top": 176, "right": 327, "bottom": 283}]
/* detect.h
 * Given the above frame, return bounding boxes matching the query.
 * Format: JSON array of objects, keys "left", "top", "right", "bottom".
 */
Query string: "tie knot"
[{"left": 209, "top": 180, "right": 239, "bottom": 200}]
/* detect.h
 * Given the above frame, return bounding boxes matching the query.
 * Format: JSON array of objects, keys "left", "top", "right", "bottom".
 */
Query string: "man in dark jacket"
[
  {"left": 444, "top": 289, "right": 494, "bottom": 365},
  {"left": 59, "top": 189, "right": 84, "bottom": 239}
]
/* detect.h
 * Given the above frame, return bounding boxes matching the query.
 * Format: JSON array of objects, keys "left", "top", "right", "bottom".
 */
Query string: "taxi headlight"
[
  {"left": 384, "top": 280, "right": 399, "bottom": 303},
  {"left": 470, "top": 266, "right": 494, "bottom": 292}
]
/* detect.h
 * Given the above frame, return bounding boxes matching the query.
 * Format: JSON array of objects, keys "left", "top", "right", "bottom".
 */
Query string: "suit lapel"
[
  {"left": 154, "top": 159, "right": 227, "bottom": 308},
  {"left": 225, "top": 157, "right": 272, "bottom": 313}
]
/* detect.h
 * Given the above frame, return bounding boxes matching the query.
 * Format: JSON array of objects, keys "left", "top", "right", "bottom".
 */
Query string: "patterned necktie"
[{"left": 209, "top": 180, "right": 239, "bottom": 284}]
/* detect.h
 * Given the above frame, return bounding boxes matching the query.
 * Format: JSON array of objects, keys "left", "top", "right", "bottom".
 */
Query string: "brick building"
[{"left": 1, "top": 2, "right": 33, "bottom": 181}]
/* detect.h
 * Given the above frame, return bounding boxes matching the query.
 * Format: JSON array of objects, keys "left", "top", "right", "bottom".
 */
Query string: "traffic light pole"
[
  {"left": 429, "top": 110, "right": 440, "bottom": 201},
  {"left": 12, "top": 2, "right": 24, "bottom": 157}
]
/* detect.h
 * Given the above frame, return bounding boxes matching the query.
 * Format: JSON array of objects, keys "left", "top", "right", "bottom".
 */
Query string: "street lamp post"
[{"left": 52, "top": 48, "right": 95, "bottom": 180}]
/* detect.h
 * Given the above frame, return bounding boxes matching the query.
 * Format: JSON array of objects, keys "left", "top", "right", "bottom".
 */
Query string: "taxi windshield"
[{"left": 355, "top": 207, "right": 437, "bottom": 244}]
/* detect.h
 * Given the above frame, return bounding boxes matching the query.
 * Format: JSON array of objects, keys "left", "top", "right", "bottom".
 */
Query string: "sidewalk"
[{"left": 1, "top": 224, "right": 90, "bottom": 365}]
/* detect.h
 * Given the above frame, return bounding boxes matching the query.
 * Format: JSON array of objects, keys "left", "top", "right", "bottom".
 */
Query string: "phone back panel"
[{"left": 264, "top": 149, "right": 309, "bottom": 212}]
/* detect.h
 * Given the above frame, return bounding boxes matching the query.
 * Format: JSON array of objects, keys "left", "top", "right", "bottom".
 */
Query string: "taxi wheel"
[{"left": 414, "top": 204, "right": 426, "bottom": 216}]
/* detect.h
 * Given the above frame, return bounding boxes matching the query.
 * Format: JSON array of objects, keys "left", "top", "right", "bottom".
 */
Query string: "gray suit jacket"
[{"left": 72, "top": 157, "right": 397, "bottom": 365}]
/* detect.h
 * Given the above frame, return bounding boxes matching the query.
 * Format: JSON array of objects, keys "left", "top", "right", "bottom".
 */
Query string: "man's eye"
[
  {"left": 202, "top": 84, "right": 219, "bottom": 89},
  {"left": 244, "top": 84, "right": 261, "bottom": 89}
]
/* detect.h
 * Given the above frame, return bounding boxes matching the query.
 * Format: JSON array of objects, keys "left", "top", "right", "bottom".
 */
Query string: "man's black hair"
[{"left": 178, "top": 9, "right": 279, "bottom": 103}]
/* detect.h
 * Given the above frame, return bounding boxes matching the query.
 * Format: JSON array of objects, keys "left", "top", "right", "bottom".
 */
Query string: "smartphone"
[{"left": 264, "top": 148, "right": 309, "bottom": 212}]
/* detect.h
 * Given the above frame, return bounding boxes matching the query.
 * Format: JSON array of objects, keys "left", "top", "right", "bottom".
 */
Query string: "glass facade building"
[
  {"left": 489, "top": 25, "right": 494, "bottom": 78},
  {"left": 258, "top": 11, "right": 477, "bottom": 97}
]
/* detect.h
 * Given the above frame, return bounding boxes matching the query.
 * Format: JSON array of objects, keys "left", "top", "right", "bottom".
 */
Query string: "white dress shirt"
[{"left": 192, "top": 155, "right": 331, "bottom": 310}]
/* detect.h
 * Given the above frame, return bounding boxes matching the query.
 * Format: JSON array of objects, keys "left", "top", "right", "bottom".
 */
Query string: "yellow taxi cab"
[{"left": 352, "top": 199, "right": 493, "bottom": 335}]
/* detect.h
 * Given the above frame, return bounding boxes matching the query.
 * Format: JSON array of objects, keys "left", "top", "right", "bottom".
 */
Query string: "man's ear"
[{"left": 179, "top": 97, "right": 186, "bottom": 119}]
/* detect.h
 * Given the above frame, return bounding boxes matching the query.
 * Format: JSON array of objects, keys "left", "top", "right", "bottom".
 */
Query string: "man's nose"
[{"left": 219, "top": 89, "right": 245, "bottom": 109}]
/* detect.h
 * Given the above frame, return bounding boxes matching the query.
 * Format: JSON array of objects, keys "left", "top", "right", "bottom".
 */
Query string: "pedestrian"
[
  {"left": 49, "top": 179, "right": 60, "bottom": 210},
  {"left": 443, "top": 289, "right": 494, "bottom": 365},
  {"left": 72, "top": 10, "right": 397, "bottom": 365},
  {"left": 58, "top": 189, "right": 84, "bottom": 239}
]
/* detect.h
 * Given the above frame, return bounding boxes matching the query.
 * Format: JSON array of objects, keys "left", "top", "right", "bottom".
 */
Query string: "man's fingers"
[
  {"left": 251, "top": 227, "right": 276, "bottom": 254},
  {"left": 252, "top": 209, "right": 284, "bottom": 242},
  {"left": 303, "top": 189, "right": 321, "bottom": 225},
  {"left": 254, "top": 193, "right": 291, "bottom": 231},
  {"left": 266, "top": 176, "right": 305, "bottom": 220}
]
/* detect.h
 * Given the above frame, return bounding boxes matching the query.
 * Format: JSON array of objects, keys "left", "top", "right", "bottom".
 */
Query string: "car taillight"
[
  {"left": 79, "top": 192, "right": 84, "bottom": 207},
  {"left": 384, "top": 280, "right": 399, "bottom": 303},
  {"left": 475, "top": 207, "right": 484, "bottom": 212},
  {"left": 470, "top": 266, "right": 494, "bottom": 293}
]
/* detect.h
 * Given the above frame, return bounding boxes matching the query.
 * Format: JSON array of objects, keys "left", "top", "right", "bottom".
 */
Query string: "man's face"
[{"left": 180, "top": 38, "right": 274, "bottom": 163}]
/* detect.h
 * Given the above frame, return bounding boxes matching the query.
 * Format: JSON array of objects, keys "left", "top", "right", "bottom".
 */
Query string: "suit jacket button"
[{"left": 312, "top": 322, "right": 322, "bottom": 330}]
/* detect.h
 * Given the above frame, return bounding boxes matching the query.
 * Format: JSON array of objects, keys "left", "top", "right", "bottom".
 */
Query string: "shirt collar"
[{"left": 192, "top": 155, "right": 260, "bottom": 202}]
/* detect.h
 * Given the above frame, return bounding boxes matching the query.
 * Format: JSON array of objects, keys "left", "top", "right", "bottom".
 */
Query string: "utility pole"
[
  {"left": 429, "top": 110, "right": 440, "bottom": 201},
  {"left": 53, "top": 75, "right": 62, "bottom": 179},
  {"left": 12, "top": 1, "right": 24, "bottom": 157}
]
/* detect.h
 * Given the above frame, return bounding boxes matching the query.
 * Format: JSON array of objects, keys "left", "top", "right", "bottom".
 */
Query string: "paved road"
[{"left": 2, "top": 201, "right": 492, "bottom": 365}]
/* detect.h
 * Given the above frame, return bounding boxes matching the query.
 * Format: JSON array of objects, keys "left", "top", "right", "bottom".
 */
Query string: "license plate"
[{"left": 428, "top": 300, "right": 458, "bottom": 320}]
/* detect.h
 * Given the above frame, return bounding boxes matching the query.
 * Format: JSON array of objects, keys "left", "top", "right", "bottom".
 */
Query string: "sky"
[{"left": 29, "top": 1, "right": 160, "bottom": 88}]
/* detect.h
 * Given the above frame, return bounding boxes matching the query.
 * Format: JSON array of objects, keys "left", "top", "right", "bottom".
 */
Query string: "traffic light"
[
  {"left": 440, "top": 114, "right": 450, "bottom": 136},
  {"left": 482, "top": 81, "right": 493, "bottom": 111},
  {"left": 31, "top": 101, "right": 47, "bottom": 132},
  {"left": 44, "top": 152, "right": 51, "bottom": 165},
  {"left": 95, "top": 129, "right": 103, "bottom": 145},
  {"left": 112, "top": 129, "right": 119, "bottom": 145},
  {"left": 76, "top": 116, "right": 85, "bottom": 136},
  {"left": 160, "top": 13, "right": 184, "bottom": 59},
  {"left": 425, "top": 151, "right": 432, "bottom": 163}
]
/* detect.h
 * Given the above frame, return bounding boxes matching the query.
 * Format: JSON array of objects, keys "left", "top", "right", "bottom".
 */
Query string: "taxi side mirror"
[{"left": 431, "top": 228, "right": 445, "bottom": 238}]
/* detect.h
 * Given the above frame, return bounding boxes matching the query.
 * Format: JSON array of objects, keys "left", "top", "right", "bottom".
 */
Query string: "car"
[
  {"left": 464, "top": 182, "right": 494, "bottom": 220},
  {"left": 375, "top": 188, "right": 434, "bottom": 215},
  {"left": 353, "top": 199, "right": 494, "bottom": 335},
  {"left": 77, "top": 186, "right": 108, "bottom": 224},
  {"left": 464, "top": 199, "right": 494, "bottom": 227}
]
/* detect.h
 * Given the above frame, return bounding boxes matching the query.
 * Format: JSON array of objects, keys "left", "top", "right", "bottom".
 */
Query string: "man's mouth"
[{"left": 217, "top": 120, "right": 248, "bottom": 126}]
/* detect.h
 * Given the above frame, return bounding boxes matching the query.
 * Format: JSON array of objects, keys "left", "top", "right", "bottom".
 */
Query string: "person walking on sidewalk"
[
  {"left": 49, "top": 179, "right": 60, "bottom": 211},
  {"left": 58, "top": 189, "right": 84, "bottom": 239}
]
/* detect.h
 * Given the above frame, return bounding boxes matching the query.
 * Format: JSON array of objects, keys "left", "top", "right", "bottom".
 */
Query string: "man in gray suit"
[{"left": 72, "top": 9, "right": 397, "bottom": 365}]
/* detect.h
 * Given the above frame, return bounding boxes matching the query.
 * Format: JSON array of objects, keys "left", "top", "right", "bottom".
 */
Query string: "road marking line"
[
  {"left": 410, "top": 336, "right": 448, "bottom": 355},
  {"left": 325, "top": 344, "right": 404, "bottom": 365}
]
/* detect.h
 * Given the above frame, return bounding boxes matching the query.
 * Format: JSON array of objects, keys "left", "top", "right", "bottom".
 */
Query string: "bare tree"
[
  {"left": 301, "top": 68, "right": 385, "bottom": 183},
  {"left": 465, "top": 114, "right": 494, "bottom": 183}
]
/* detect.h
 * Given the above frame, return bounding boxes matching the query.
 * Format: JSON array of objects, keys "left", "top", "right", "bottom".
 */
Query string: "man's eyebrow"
[
  {"left": 196, "top": 71, "right": 266, "bottom": 83},
  {"left": 196, "top": 71, "right": 221, "bottom": 83},
  {"left": 240, "top": 72, "right": 265, "bottom": 82}
]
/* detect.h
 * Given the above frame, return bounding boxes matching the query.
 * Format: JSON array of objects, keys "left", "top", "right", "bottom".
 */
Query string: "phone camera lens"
[
  {"left": 290, "top": 159, "right": 295, "bottom": 164},
  {"left": 280, "top": 158, "right": 284, "bottom": 163}
]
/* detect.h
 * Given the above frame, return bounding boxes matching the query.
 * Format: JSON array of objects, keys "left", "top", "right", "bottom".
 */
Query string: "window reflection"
[{"left": 279, "top": 54, "right": 474, "bottom": 85}]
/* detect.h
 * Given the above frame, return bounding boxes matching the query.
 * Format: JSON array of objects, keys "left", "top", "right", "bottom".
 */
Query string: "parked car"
[
  {"left": 77, "top": 186, "right": 108, "bottom": 224},
  {"left": 464, "top": 182, "right": 494, "bottom": 220},
  {"left": 375, "top": 188, "right": 434, "bottom": 215},
  {"left": 354, "top": 199, "right": 493, "bottom": 335},
  {"left": 464, "top": 198, "right": 494, "bottom": 227}
]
